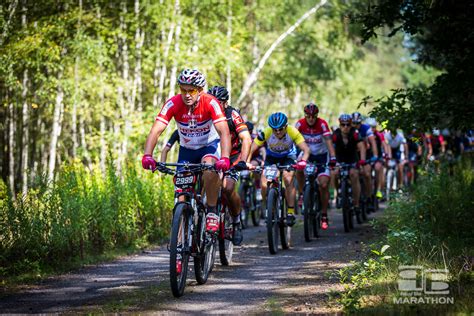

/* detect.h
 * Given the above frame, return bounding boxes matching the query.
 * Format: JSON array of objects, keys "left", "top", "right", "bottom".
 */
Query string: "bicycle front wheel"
[
  {"left": 303, "top": 184, "right": 314, "bottom": 242},
  {"left": 219, "top": 205, "right": 234, "bottom": 266},
  {"left": 170, "top": 203, "right": 191, "bottom": 297},
  {"left": 341, "top": 181, "right": 351, "bottom": 233},
  {"left": 266, "top": 188, "right": 279, "bottom": 254},
  {"left": 194, "top": 211, "right": 216, "bottom": 284},
  {"left": 238, "top": 184, "right": 250, "bottom": 229},
  {"left": 280, "top": 189, "right": 290, "bottom": 250}
]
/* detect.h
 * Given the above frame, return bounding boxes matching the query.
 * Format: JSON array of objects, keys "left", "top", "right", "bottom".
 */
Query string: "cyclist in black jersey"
[
  {"left": 331, "top": 114, "right": 367, "bottom": 217},
  {"left": 160, "top": 129, "right": 180, "bottom": 162}
]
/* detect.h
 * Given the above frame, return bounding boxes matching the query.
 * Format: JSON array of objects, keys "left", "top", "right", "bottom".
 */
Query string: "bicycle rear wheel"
[
  {"left": 280, "top": 189, "right": 290, "bottom": 250},
  {"left": 313, "top": 186, "right": 321, "bottom": 238},
  {"left": 194, "top": 211, "right": 216, "bottom": 284},
  {"left": 219, "top": 205, "right": 234, "bottom": 266},
  {"left": 266, "top": 188, "right": 279, "bottom": 254},
  {"left": 250, "top": 186, "right": 261, "bottom": 226},
  {"left": 238, "top": 184, "right": 250, "bottom": 229},
  {"left": 303, "top": 184, "right": 314, "bottom": 242},
  {"left": 170, "top": 203, "right": 191, "bottom": 297},
  {"left": 341, "top": 181, "right": 351, "bottom": 233}
]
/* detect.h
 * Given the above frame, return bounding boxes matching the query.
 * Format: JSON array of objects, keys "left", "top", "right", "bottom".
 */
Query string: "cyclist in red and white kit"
[
  {"left": 295, "top": 103, "right": 336, "bottom": 230},
  {"left": 142, "top": 69, "right": 231, "bottom": 234}
]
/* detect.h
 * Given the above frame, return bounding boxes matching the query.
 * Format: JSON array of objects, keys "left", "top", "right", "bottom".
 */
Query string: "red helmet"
[{"left": 304, "top": 103, "right": 319, "bottom": 116}]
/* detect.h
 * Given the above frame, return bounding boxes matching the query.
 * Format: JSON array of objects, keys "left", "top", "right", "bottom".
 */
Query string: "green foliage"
[
  {"left": 354, "top": 0, "right": 474, "bottom": 130},
  {"left": 0, "top": 161, "right": 174, "bottom": 277},
  {"left": 335, "top": 158, "right": 474, "bottom": 312}
]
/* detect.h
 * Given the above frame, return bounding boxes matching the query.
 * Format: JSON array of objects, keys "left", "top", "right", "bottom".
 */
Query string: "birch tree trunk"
[
  {"left": 117, "top": 1, "right": 131, "bottom": 176},
  {"left": 19, "top": 2, "right": 29, "bottom": 195},
  {"left": 79, "top": 115, "right": 92, "bottom": 168},
  {"left": 132, "top": 0, "right": 144, "bottom": 113},
  {"left": 168, "top": 0, "right": 181, "bottom": 99},
  {"left": 8, "top": 93, "right": 16, "bottom": 198},
  {"left": 226, "top": 0, "right": 232, "bottom": 102},
  {"left": 72, "top": 57, "right": 79, "bottom": 158},
  {"left": 48, "top": 68, "right": 64, "bottom": 183},
  {"left": 20, "top": 69, "right": 29, "bottom": 195},
  {"left": 236, "top": 0, "right": 328, "bottom": 106},
  {"left": 0, "top": 0, "right": 18, "bottom": 46},
  {"left": 158, "top": 25, "right": 175, "bottom": 103}
]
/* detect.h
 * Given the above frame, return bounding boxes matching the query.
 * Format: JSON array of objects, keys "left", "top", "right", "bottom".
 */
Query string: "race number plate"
[
  {"left": 304, "top": 164, "right": 317, "bottom": 175},
  {"left": 174, "top": 172, "right": 196, "bottom": 189},
  {"left": 264, "top": 165, "right": 278, "bottom": 180}
]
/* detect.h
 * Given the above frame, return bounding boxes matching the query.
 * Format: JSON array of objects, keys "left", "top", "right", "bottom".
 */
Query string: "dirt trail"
[{"left": 0, "top": 207, "right": 380, "bottom": 314}]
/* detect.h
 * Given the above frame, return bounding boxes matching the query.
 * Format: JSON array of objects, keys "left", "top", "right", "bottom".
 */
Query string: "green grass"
[{"left": 333, "top": 157, "right": 474, "bottom": 314}]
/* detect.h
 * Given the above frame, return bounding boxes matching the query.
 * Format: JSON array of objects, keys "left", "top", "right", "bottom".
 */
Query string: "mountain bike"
[
  {"left": 302, "top": 162, "right": 326, "bottom": 242},
  {"left": 155, "top": 162, "right": 217, "bottom": 298},
  {"left": 264, "top": 164, "right": 295, "bottom": 254},
  {"left": 337, "top": 163, "right": 355, "bottom": 233},
  {"left": 238, "top": 168, "right": 262, "bottom": 228}
]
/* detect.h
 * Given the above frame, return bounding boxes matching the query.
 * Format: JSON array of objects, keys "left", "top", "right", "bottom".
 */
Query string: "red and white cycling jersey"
[
  {"left": 295, "top": 118, "right": 331, "bottom": 155},
  {"left": 156, "top": 94, "right": 226, "bottom": 150}
]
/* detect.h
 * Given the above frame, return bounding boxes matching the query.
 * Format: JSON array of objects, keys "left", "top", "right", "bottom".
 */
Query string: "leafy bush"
[
  {"left": 0, "top": 159, "right": 174, "bottom": 277},
  {"left": 335, "top": 157, "right": 474, "bottom": 312}
]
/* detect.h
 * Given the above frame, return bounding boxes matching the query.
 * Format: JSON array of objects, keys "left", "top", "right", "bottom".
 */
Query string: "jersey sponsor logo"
[
  {"left": 321, "top": 123, "right": 328, "bottom": 132},
  {"left": 160, "top": 100, "right": 174, "bottom": 116},
  {"left": 231, "top": 110, "right": 244, "bottom": 125},
  {"left": 189, "top": 119, "right": 197, "bottom": 128},
  {"left": 210, "top": 99, "right": 223, "bottom": 115}
]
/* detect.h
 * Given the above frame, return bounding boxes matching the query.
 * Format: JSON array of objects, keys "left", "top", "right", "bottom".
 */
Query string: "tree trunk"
[
  {"left": 158, "top": 3, "right": 177, "bottom": 104},
  {"left": 132, "top": 0, "right": 144, "bottom": 113},
  {"left": 117, "top": 1, "right": 131, "bottom": 177},
  {"left": 236, "top": 0, "right": 328, "bottom": 106},
  {"left": 48, "top": 68, "right": 64, "bottom": 184},
  {"left": 20, "top": 3, "right": 29, "bottom": 195},
  {"left": 8, "top": 94, "right": 16, "bottom": 198},
  {"left": 72, "top": 57, "right": 79, "bottom": 158},
  {"left": 0, "top": 0, "right": 18, "bottom": 46},
  {"left": 79, "top": 115, "right": 92, "bottom": 168},
  {"left": 226, "top": 0, "right": 232, "bottom": 102},
  {"left": 20, "top": 69, "right": 29, "bottom": 195},
  {"left": 168, "top": 0, "right": 181, "bottom": 99}
]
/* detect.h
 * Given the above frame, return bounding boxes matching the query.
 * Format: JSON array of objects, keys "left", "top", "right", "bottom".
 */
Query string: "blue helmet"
[{"left": 268, "top": 112, "right": 288, "bottom": 129}]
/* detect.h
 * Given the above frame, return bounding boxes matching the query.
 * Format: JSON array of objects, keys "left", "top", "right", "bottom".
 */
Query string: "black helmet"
[{"left": 207, "top": 86, "right": 229, "bottom": 102}]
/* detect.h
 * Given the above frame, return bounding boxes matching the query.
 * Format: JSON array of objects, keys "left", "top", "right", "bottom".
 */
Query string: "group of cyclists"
[{"left": 142, "top": 68, "right": 471, "bottom": 246}]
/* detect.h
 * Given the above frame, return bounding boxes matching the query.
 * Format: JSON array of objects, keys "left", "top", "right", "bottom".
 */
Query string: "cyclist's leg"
[
  {"left": 374, "top": 160, "right": 384, "bottom": 198},
  {"left": 350, "top": 168, "right": 361, "bottom": 207},
  {"left": 363, "top": 163, "right": 372, "bottom": 198}
]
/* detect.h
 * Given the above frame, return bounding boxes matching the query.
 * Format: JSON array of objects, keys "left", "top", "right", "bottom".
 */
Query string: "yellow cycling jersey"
[{"left": 254, "top": 126, "right": 305, "bottom": 158}]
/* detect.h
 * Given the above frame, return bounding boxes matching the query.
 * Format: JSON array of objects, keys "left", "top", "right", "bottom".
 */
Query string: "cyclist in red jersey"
[
  {"left": 208, "top": 85, "right": 252, "bottom": 246},
  {"left": 142, "top": 69, "right": 231, "bottom": 234},
  {"left": 295, "top": 103, "right": 336, "bottom": 230}
]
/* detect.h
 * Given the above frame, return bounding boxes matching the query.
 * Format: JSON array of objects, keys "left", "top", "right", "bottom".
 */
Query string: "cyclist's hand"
[
  {"left": 234, "top": 160, "right": 248, "bottom": 171},
  {"left": 328, "top": 156, "right": 337, "bottom": 168},
  {"left": 357, "top": 159, "right": 366, "bottom": 167},
  {"left": 215, "top": 157, "right": 231, "bottom": 171},
  {"left": 296, "top": 159, "right": 307, "bottom": 170},
  {"left": 142, "top": 154, "right": 156, "bottom": 171}
]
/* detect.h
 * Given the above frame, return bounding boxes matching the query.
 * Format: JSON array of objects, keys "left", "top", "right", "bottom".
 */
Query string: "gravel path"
[{"left": 0, "top": 206, "right": 381, "bottom": 314}]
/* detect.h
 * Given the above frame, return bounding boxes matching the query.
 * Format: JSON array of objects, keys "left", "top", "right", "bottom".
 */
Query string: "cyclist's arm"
[
  {"left": 144, "top": 120, "right": 167, "bottom": 156},
  {"left": 368, "top": 135, "right": 379, "bottom": 157},
  {"left": 238, "top": 130, "right": 252, "bottom": 162},
  {"left": 248, "top": 141, "right": 261, "bottom": 163},
  {"left": 160, "top": 145, "right": 171, "bottom": 162},
  {"left": 357, "top": 141, "right": 367, "bottom": 160},
  {"left": 297, "top": 141, "right": 311, "bottom": 161},
  {"left": 215, "top": 120, "right": 231, "bottom": 158},
  {"left": 324, "top": 135, "right": 336, "bottom": 158}
]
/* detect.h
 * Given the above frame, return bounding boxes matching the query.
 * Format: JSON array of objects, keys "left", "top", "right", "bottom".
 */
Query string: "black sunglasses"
[
  {"left": 340, "top": 123, "right": 351, "bottom": 127},
  {"left": 273, "top": 127, "right": 286, "bottom": 132}
]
